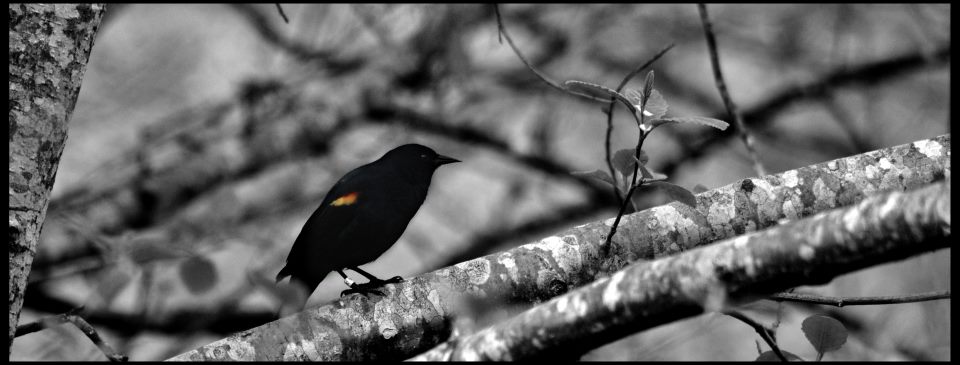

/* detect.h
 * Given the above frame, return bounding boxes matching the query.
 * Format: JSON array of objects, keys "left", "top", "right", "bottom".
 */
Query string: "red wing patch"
[{"left": 330, "top": 192, "right": 359, "bottom": 206}]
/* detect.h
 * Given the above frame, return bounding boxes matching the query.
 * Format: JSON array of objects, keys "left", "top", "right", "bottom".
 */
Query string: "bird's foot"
[
  {"left": 340, "top": 276, "right": 404, "bottom": 297},
  {"left": 383, "top": 276, "right": 404, "bottom": 284}
]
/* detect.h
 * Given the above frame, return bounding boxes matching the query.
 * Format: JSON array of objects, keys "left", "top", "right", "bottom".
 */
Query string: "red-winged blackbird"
[{"left": 276, "top": 144, "right": 459, "bottom": 299}]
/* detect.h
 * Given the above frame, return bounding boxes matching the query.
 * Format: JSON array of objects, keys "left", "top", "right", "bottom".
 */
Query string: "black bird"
[{"left": 276, "top": 144, "right": 459, "bottom": 299}]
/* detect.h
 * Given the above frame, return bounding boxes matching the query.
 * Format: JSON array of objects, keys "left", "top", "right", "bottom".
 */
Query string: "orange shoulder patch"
[{"left": 330, "top": 192, "right": 359, "bottom": 206}]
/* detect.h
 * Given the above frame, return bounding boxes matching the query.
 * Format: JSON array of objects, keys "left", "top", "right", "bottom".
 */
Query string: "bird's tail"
[{"left": 276, "top": 265, "right": 291, "bottom": 283}]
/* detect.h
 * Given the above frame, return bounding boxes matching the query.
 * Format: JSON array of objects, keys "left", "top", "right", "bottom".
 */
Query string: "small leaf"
[
  {"left": 179, "top": 255, "right": 218, "bottom": 295},
  {"left": 572, "top": 170, "right": 615, "bottom": 187},
  {"left": 642, "top": 70, "right": 655, "bottom": 101},
  {"left": 626, "top": 89, "right": 669, "bottom": 120},
  {"left": 693, "top": 184, "right": 709, "bottom": 193},
  {"left": 625, "top": 88, "right": 643, "bottom": 106},
  {"left": 563, "top": 80, "right": 636, "bottom": 113},
  {"left": 628, "top": 184, "right": 658, "bottom": 213},
  {"left": 650, "top": 116, "right": 729, "bottom": 131},
  {"left": 801, "top": 315, "right": 848, "bottom": 354},
  {"left": 756, "top": 350, "right": 804, "bottom": 361},
  {"left": 645, "top": 181, "right": 697, "bottom": 208},
  {"left": 643, "top": 89, "right": 669, "bottom": 120},
  {"left": 613, "top": 149, "right": 645, "bottom": 178},
  {"left": 563, "top": 80, "right": 623, "bottom": 101},
  {"left": 639, "top": 165, "right": 668, "bottom": 182}
]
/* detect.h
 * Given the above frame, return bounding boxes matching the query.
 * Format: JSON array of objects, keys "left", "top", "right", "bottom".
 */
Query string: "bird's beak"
[{"left": 434, "top": 154, "right": 460, "bottom": 166}]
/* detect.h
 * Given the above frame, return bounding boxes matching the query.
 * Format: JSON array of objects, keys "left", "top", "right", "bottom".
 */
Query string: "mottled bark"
[
  {"left": 412, "top": 181, "right": 950, "bottom": 360},
  {"left": 168, "top": 135, "right": 949, "bottom": 361},
  {"left": 8, "top": 3, "right": 105, "bottom": 355}
]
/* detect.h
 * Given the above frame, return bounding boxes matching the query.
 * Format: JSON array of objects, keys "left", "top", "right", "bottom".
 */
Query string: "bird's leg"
[
  {"left": 336, "top": 270, "right": 356, "bottom": 287},
  {"left": 351, "top": 266, "right": 404, "bottom": 284},
  {"left": 337, "top": 269, "right": 376, "bottom": 297},
  {"left": 339, "top": 267, "right": 402, "bottom": 297}
]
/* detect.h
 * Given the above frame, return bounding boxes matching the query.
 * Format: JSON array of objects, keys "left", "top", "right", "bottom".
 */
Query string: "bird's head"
[{"left": 380, "top": 144, "right": 459, "bottom": 180}]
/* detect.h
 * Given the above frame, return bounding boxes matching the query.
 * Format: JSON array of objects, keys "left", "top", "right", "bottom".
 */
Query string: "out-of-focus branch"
[
  {"left": 46, "top": 89, "right": 349, "bottom": 241},
  {"left": 660, "top": 44, "right": 950, "bottom": 178},
  {"left": 24, "top": 283, "right": 276, "bottom": 336},
  {"left": 230, "top": 4, "right": 364, "bottom": 73},
  {"left": 363, "top": 95, "right": 618, "bottom": 205}
]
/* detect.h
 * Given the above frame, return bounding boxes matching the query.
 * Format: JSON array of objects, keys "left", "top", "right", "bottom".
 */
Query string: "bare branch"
[
  {"left": 723, "top": 310, "right": 786, "bottom": 362},
  {"left": 274, "top": 3, "right": 289, "bottom": 24},
  {"left": 769, "top": 290, "right": 950, "bottom": 307},
  {"left": 15, "top": 307, "right": 128, "bottom": 362},
  {"left": 697, "top": 4, "right": 766, "bottom": 176},
  {"left": 659, "top": 44, "right": 950, "bottom": 179},
  {"left": 493, "top": 4, "right": 610, "bottom": 102}
]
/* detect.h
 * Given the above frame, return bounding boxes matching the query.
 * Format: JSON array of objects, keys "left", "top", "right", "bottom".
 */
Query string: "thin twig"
[
  {"left": 493, "top": 4, "right": 609, "bottom": 103},
  {"left": 601, "top": 74, "right": 652, "bottom": 255},
  {"left": 15, "top": 307, "right": 129, "bottom": 362},
  {"left": 724, "top": 310, "right": 787, "bottom": 362},
  {"left": 769, "top": 290, "right": 950, "bottom": 307},
  {"left": 603, "top": 44, "right": 675, "bottom": 204},
  {"left": 697, "top": 4, "right": 766, "bottom": 177},
  {"left": 274, "top": 3, "right": 289, "bottom": 24},
  {"left": 657, "top": 44, "right": 949, "bottom": 181}
]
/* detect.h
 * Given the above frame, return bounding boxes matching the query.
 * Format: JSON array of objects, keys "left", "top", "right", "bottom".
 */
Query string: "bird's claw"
[
  {"left": 340, "top": 287, "right": 384, "bottom": 297},
  {"left": 339, "top": 277, "right": 402, "bottom": 297}
]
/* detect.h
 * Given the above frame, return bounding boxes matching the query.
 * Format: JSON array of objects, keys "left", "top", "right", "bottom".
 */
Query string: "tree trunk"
[{"left": 8, "top": 3, "right": 105, "bottom": 355}]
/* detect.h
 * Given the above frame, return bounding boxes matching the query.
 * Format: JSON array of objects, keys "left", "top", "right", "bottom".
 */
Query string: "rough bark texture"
[
  {"left": 8, "top": 3, "right": 105, "bottom": 355},
  {"left": 168, "top": 134, "right": 949, "bottom": 361},
  {"left": 412, "top": 181, "right": 950, "bottom": 360}
]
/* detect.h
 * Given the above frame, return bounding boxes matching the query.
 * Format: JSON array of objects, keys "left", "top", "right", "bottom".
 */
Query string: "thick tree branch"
[
  {"left": 167, "top": 135, "right": 948, "bottom": 360},
  {"left": 8, "top": 3, "right": 106, "bottom": 355},
  {"left": 412, "top": 181, "right": 950, "bottom": 360}
]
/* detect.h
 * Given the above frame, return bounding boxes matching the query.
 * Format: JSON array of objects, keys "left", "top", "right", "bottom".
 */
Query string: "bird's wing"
[{"left": 277, "top": 167, "right": 369, "bottom": 282}]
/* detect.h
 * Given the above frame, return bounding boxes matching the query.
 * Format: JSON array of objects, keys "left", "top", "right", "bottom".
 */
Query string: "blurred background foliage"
[{"left": 13, "top": 4, "right": 949, "bottom": 361}]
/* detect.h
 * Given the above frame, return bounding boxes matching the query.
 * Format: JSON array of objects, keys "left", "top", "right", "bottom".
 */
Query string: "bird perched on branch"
[{"left": 277, "top": 144, "right": 459, "bottom": 300}]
